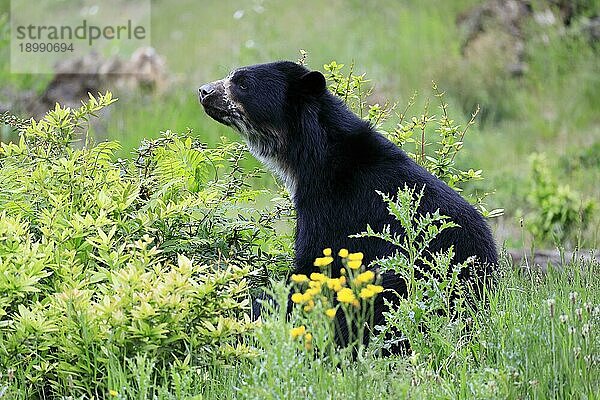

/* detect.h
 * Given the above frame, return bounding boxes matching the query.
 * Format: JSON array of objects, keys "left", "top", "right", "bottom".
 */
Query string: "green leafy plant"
[
  {"left": 131, "top": 131, "right": 294, "bottom": 277},
  {"left": 0, "top": 93, "right": 294, "bottom": 398},
  {"left": 354, "top": 186, "right": 475, "bottom": 362},
  {"left": 526, "top": 152, "right": 595, "bottom": 245}
]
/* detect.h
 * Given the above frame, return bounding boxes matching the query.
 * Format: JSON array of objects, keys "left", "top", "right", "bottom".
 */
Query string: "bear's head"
[{"left": 198, "top": 61, "right": 326, "bottom": 161}]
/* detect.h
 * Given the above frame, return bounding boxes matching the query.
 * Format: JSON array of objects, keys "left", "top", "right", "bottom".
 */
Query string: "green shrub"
[
  {"left": 526, "top": 152, "right": 595, "bottom": 246},
  {"left": 0, "top": 93, "right": 292, "bottom": 398},
  {"left": 131, "top": 131, "right": 293, "bottom": 278}
]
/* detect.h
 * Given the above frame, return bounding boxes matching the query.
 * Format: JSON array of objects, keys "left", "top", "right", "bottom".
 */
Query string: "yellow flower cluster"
[
  {"left": 325, "top": 307, "right": 337, "bottom": 319},
  {"left": 304, "top": 332, "right": 313, "bottom": 350},
  {"left": 291, "top": 292, "right": 309, "bottom": 304},
  {"left": 355, "top": 270, "right": 375, "bottom": 284},
  {"left": 310, "top": 272, "right": 327, "bottom": 282},
  {"left": 326, "top": 276, "right": 345, "bottom": 292},
  {"left": 290, "top": 325, "right": 313, "bottom": 350},
  {"left": 289, "top": 248, "right": 385, "bottom": 348},
  {"left": 359, "top": 283, "right": 384, "bottom": 299},
  {"left": 291, "top": 274, "right": 308, "bottom": 283},
  {"left": 341, "top": 250, "right": 364, "bottom": 270},
  {"left": 291, "top": 291, "right": 316, "bottom": 312},
  {"left": 291, "top": 248, "right": 384, "bottom": 309}
]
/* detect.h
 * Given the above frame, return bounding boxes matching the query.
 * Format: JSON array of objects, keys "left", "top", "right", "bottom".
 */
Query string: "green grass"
[
  {"left": 6, "top": 253, "right": 595, "bottom": 399},
  {"left": 167, "top": 254, "right": 600, "bottom": 399}
]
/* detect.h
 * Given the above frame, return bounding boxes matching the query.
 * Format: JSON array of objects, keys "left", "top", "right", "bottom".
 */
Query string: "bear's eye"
[{"left": 234, "top": 76, "right": 249, "bottom": 91}]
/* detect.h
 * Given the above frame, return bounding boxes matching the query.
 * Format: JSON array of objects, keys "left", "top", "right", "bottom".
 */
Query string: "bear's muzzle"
[{"left": 198, "top": 79, "right": 234, "bottom": 125}]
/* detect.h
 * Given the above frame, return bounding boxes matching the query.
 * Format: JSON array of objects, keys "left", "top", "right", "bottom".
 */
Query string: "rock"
[
  {"left": 22, "top": 47, "right": 168, "bottom": 118},
  {"left": 457, "top": 0, "right": 532, "bottom": 76},
  {"left": 457, "top": 0, "right": 599, "bottom": 77}
]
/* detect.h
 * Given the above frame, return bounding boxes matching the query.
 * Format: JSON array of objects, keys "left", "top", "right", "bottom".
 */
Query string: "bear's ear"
[{"left": 299, "top": 70, "right": 326, "bottom": 96}]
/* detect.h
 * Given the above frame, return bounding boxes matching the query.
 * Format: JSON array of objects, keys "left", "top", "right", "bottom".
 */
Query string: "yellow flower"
[
  {"left": 340, "top": 276, "right": 347, "bottom": 285},
  {"left": 304, "top": 332, "right": 313, "bottom": 350},
  {"left": 325, "top": 308, "right": 337, "bottom": 319},
  {"left": 367, "top": 284, "right": 384, "bottom": 293},
  {"left": 109, "top": 390, "right": 119, "bottom": 397},
  {"left": 303, "top": 299, "right": 315, "bottom": 312},
  {"left": 326, "top": 277, "right": 344, "bottom": 292},
  {"left": 355, "top": 270, "right": 375, "bottom": 285},
  {"left": 314, "top": 256, "right": 334, "bottom": 267},
  {"left": 359, "top": 287, "right": 375, "bottom": 299},
  {"left": 348, "top": 252, "right": 364, "bottom": 261},
  {"left": 323, "top": 248, "right": 332, "bottom": 256},
  {"left": 290, "top": 325, "right": 306, "bottom": 339},
  {"left": 291, "top": 292, "right": 304, "bottom": 304},
  {"left": 338, "top": 248, "right": 349, "bottom": 258},
  {"left": 347, "top": 260, "right": 362, "bottom": 270},
  {"left": 352, "top": 299, "right": 360, "bottom": 308},
  {"left": 310, "top": 272, "right": 327, "bottom": 282},
  {"left": 309, "top": 280, "right": 322, "bottom": 288},
  {"left": 340, "top": 267, "right": 347, "bottom": 275},
  {"left": 306, "top": 287, "right": 320, "bottom": 297},
  {"left": 337, "top": 288, "right": 356, "bottom": 304},
  {"left": 291, "top": 274, "right": 309, "bottom": 283}
]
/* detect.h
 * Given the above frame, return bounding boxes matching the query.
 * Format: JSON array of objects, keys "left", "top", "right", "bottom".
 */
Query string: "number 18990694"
[{"left": 19, "top": 42, "right": 74, "bottom": 52}]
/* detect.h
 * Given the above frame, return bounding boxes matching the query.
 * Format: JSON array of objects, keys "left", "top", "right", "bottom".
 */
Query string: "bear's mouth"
[{"left": 201, "top": 104, "right": 232, "bottom": 126}]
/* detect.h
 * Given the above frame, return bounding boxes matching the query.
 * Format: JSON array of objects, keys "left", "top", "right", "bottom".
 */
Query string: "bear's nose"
[{"left": 198, "top": 83, "right": 215, "bottom": 102}]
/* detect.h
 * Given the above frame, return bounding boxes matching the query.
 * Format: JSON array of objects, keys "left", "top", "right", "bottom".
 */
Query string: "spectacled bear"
[{"left": 198, "top": 61, "right": 498, "bottom": 349}]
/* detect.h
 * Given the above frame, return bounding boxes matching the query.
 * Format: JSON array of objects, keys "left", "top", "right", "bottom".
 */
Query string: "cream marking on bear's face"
[{"left": 217, "top": 69, "right": 297, "bottom": 198}]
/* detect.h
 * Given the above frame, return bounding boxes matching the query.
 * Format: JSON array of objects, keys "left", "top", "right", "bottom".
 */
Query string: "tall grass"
[{"left": 21, "top": 252, "right": 591, "bottom": 400}]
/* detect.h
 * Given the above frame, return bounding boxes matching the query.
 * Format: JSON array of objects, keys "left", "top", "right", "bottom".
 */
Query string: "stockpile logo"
[{"left": 10, "top": 0, "right": 151, "bottom": 74}]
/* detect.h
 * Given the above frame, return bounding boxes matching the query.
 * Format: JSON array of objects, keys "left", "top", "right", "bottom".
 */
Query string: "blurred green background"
[{"left": 1, "top": 0, "right": 599, "bottom": 247}]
